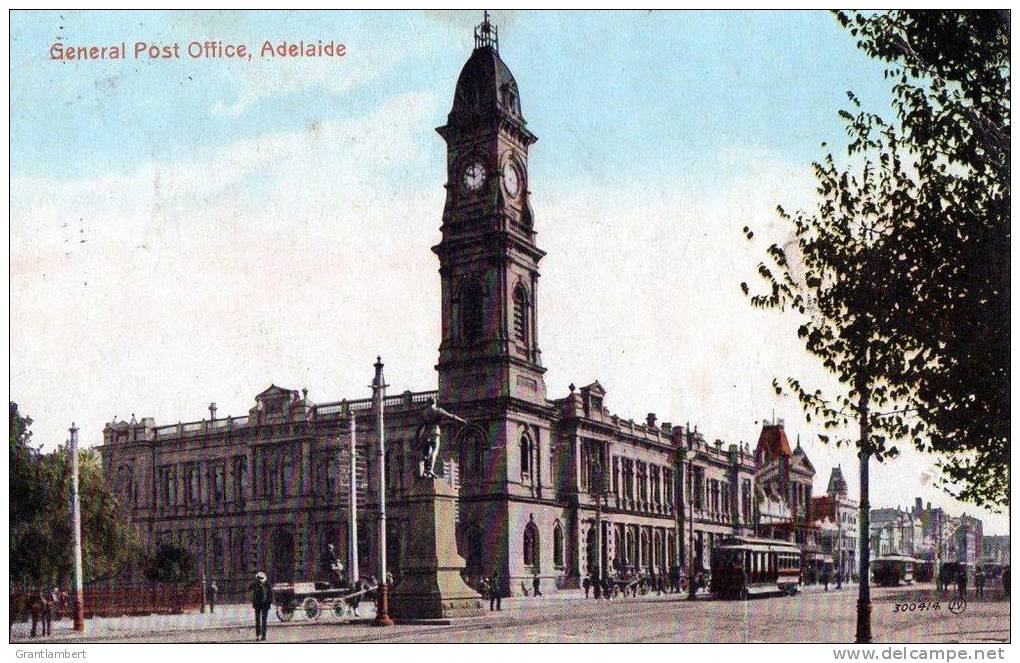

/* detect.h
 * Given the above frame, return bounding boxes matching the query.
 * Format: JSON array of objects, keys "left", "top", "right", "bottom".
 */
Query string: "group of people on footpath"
[
  {"left": 25, "top": 588, "right": 63, "bottom": 638},
  {"left": 937, "top": 564, "right": 1009, "bottom": 600},
  {"left": 582, "top": 568, "right": 691, "bottom": 599}
]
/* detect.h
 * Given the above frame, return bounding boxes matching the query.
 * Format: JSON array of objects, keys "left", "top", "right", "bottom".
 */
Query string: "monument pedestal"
[{"left": 389, "top": 478, "right": 485, "bottom": 620}]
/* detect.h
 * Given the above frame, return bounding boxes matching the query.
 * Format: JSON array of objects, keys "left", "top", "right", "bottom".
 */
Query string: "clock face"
[
  {"left": 503, "top": 164, "right": 521, "bottom": 198},
  {"left": 463, "top": 162, "right": 486, "bottom": 192}
]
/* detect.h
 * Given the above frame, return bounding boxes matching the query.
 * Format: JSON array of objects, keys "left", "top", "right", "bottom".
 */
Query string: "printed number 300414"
[{"left": 894, "top": 601, "right": 941, "bottom": 612}]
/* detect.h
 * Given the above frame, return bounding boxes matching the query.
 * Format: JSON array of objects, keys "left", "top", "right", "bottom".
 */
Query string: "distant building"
[
  {"left": 908, "top": 499, "right": 984, "bottom": 567},
  {"left": 753, "top": 421, "right": 817, "bottom": 553},
  {"left": 983, "top": 535, "right": 1010, "bottom": 565},
  {"left": 869, "top": 507, "right": 920, "bottom": 557},
  {"left": 957, "top": 513, "right": 984, "bottom": 564},
  {"left": 812, "top": 466, "right": 858, "bottom": 581}
]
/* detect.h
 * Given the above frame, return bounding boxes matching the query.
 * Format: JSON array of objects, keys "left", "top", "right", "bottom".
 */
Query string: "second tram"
[{"left": 871, "top": 555, "right": 916, "bottom": 587}]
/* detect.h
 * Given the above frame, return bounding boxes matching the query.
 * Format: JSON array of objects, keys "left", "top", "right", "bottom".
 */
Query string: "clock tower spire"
[{"left": 433, "top": 13, "right": 546, "bottom": 406}]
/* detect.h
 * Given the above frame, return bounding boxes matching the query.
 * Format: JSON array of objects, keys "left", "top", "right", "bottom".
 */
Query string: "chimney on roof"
[
  {"left": 209, "top": 402, "right": 218, "bottom": 419},
  {"left": 646, "top": 413, "right": 657, "bottom": 428}
]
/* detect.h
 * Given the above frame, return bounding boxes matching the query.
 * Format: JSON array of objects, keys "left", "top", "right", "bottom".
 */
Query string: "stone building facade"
[
  {"left": 679, "top": 427, "right": 757, "bottom": 572},
  {"left": 753, "top": 421, "right": 816, "bottom": 547},
  {"left": 982, "top": 535, "right": 1009, "bottom": 565},
  {"left": 811, "top": 466, "right": 858, "bottom": 581}
]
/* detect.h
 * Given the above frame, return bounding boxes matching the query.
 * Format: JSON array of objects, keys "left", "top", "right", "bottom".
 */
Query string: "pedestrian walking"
[
  {"left": 976, "top": 567, "right": 986, "bottom": 599},
  {"left": 957, "top": 567, "right": 968, "bottom": 600},
  {"left": 348, "top": 579, "right": 364, "bottom": 617},
  {"left": 488, "top": 573, "right": 501, "bottom": 611},
  {"left": 532, "top": 574, "right": 542, "bottom": 597},
  {"left": 582, "top": 575, "right": 590, "bottom": 598},
  {"left": 1002, "top": 566, "right": 1010, "bottom": 597},
  {"left": 250, "top": 571, "right": 274, "bottom": 641},
  {"left": 939, "top": 565, "right": 952, "bottom": 593},
  {"left": 602, "top": 575, "right": 613, "bottom": 600},
  {"left": 208, "top": 580, "right": 218, "bottom": 614},
  {"left": 41, "top": 589, "right": 54, "bottom": 636},
  {"left": 835, "top": 568, "right": 843, "bottom": 589},
  {"left": 822, "top": 567, "right": 830, "bottom": 592},
  {"left": 520, "top": 581, "right": 530, "bottom": 597},
  {"left": 28, "top": 590, "right": 46, "bottom": 638}
]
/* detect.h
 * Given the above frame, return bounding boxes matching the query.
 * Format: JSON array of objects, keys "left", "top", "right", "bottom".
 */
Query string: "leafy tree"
[
  {"left": 9, "top": 402, "right": 145, "bottom": 588},
  {"left": 145, "top": 544, "right": 196, "bottom": 584},
  {"left": 742, "top": 126, "right": 915, "bottom": 641},
  {"left": 834, "top": 10, "right": 1009, "bottom": 508}
]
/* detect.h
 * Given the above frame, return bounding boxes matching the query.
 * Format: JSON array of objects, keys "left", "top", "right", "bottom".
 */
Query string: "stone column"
[
  {"left": 247, "top": 445, "right": 257, "bottom": 501},
  {"left": 301, "top": 439, "right": 312, "bottom": 496}
]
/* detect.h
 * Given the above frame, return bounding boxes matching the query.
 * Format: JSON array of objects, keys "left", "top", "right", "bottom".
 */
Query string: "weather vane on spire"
[{"left": 474, "top": 10, "right": 499, "bottom": 51}]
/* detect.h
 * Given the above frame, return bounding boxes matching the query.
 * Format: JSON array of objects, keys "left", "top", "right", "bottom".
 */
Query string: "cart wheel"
[
  {"left": 332, "top": 598, "right": 350, "bottom": 618},
  {"left": 276, "top": 604, "right": 295, "bottom": 622},
  {"left": 303, "top": 598, "right": 321, "bottom": 620}
]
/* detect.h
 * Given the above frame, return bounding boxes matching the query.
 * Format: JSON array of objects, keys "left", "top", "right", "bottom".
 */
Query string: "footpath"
[{"left": 11, "top": 583, "right": 859, "bottom": 643}]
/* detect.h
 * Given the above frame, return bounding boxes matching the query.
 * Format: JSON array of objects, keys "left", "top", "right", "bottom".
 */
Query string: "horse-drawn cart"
[{"left": 272, "top": 581, "right": 374, "bottom": 622}]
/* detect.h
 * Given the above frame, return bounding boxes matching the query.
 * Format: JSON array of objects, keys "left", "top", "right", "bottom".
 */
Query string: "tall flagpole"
[
  {"left": 372, "top": 357, "right": 394, "bottom": 626},
  {"left": 347, "top": 405, "right": 359, "bottom": 584},
  {"left": 69, "top": 423, "right": 85, "bottom": 631}
]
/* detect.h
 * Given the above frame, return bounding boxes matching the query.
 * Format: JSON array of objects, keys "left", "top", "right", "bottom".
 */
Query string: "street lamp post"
[
  {"left": 372, "top": 357, "right": 394, "bottom": 627},
  {"left": 347, "top": 404, "right": 359, "bottom": 584},
  {"left": 68, "top": 423, "right": 85, "bottom": 631},
  {"left": 855, "top": 445, "right": 872, "bottom": 643},
  {"left": 591, "top": 455, "right": 605, "bottom": 598},
  {"left": 678, "top": 442, "right": 698, "bottom": 601},
  {"left": 836, "top": 499, "right": 843, "bottom": 589}
]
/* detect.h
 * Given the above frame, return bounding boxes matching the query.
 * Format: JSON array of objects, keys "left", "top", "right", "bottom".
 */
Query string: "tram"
[
  {"left": 871, "top": 555, "right": 916, "bottom": 587},
  {"left": 709, "top": 536, "right": 802, "bottom": 598}
]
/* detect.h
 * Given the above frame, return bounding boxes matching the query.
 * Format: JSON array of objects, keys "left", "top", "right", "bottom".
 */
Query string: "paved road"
[{"left": 26, "top": 584, "right": 1009, "bottom": 644}]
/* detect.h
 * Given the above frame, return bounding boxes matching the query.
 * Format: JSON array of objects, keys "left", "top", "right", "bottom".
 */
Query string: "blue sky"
[
  {"left": 11, "top": 10, "right": 892, "bottom": 184},
  {"left": 11, "top": 10, "right": 1003, "bottom": 532}
]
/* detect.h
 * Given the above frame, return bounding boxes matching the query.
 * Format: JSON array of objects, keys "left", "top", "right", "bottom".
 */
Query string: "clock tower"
[{"left": 433, "top": 13, "right": 547, "bottom": 406}]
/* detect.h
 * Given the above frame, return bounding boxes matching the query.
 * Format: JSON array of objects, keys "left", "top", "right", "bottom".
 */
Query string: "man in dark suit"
[
  {"left": 250, "top": 571, "right": 274, "bottom": 641},
  {"left": 488, "top": 573, "right": 501, "bottom": 611}
]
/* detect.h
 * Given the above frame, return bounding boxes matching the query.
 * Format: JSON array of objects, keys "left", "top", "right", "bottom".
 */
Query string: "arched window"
[
  {"left": 641, "top": 530, "right": 650, "bottom": 568},
  {"left": 461, "top": 280, "right": 484, "bottom": 342},
  {"left": 523, "top": 522, "right": 538, "bottom": 569},
  {"left": 513, "top": 284, "right": 529, "bottom": 347},
  {"left": 519, "top": 433, "right": 532, "bottom": 478},
  {"left": 553, "top": 522, "right": 564, "bottom": 569}
]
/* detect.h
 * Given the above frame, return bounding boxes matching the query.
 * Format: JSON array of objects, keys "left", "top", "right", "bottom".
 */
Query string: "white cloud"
[{"left": 210, "top": 42, "right": 410, "bottom": 118}]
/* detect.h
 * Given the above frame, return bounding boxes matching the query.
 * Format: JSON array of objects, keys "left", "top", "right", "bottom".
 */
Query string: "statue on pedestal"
[{"left": 412, "top": 397, "right": 466, "bottom": 479}]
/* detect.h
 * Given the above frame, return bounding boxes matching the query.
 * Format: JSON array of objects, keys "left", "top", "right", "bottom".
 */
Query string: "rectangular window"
[
  {"left": 235, "top": 455, "right": 248, "bottom": 503},
  {"left": 741, "top": 478, "right": 752, "bottom": 524},
  {"left": 693, "top": 467, "right": 704, "bottom": 510}
]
